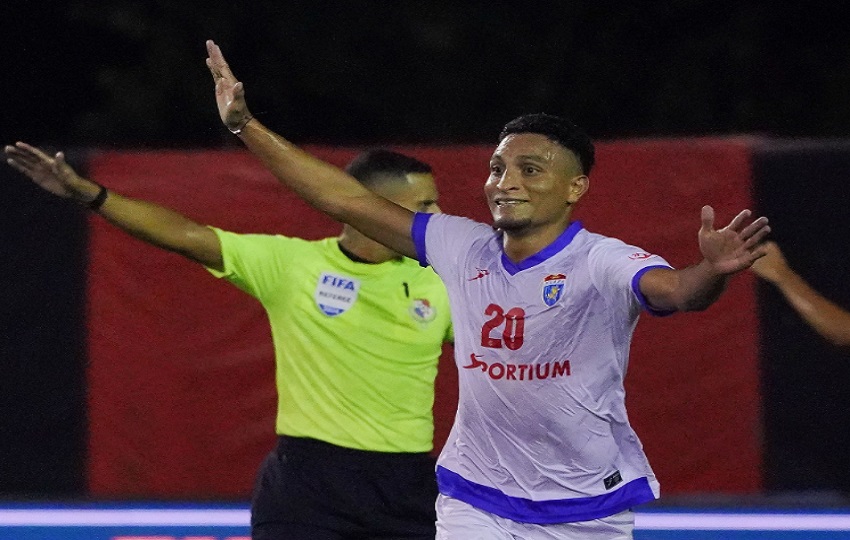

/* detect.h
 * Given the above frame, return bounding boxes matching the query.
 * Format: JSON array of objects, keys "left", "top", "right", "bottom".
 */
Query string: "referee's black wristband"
[{"left": 88, "top": 184, "right": 109, "bottom": 211}]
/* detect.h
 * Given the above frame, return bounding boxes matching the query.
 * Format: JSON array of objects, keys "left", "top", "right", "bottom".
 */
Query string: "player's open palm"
[
  {"left": 698, "top": 205, "right": 770, "bottom": 275},
  {"left": 4, "top": 142, "right": 83, "bottom": 199},
  {"left": 205, "top": 40, "right": 252, "bottom": 132}
]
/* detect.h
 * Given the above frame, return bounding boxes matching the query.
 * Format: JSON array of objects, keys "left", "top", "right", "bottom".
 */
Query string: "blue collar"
[{"left": 501, "top": 221, "right": 584, "bottom": 276}]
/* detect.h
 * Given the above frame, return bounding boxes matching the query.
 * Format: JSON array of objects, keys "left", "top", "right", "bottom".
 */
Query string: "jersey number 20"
[{"left": 481, "top": 303, "right": 525, "bottom": 350}]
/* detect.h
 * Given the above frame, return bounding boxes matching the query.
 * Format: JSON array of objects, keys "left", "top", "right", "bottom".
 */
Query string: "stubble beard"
[{"left": 492, "top": 214, "right": 534, "bottom": 236}]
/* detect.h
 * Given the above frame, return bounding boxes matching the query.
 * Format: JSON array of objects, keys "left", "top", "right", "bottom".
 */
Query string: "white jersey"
[{"left": 412, "top": 213, "right": 673, "bottom": 525}]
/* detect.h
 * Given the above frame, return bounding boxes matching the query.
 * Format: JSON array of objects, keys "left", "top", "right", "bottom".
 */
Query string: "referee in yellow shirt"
[{"left": 5, "top": 143, "right": 453, "bottom": 540}]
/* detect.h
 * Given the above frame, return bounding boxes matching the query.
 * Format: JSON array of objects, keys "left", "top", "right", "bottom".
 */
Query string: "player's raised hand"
[
  {"left": 205, "top": 39, "right": 253, "bottom": 133},
  {"left": 4, "top": 142, "right": 88, "bottom": 200},
  {"left": 698, "top": 205, "right": 771, "bottom": 275}
]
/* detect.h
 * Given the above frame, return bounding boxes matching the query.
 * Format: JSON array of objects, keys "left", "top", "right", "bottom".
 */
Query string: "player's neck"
[
  {"left": 337, "top": 229, "right": 400, "bottom": 264},
  {"left": 501, "top": 221, "right": 573, "bottom": 263}
]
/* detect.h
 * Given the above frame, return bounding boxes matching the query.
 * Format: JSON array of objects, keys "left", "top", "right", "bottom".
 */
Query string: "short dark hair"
[
  {"left": 499, "top": 113, "right": 595, "bottom": 175},
  {"left": 345, "top": 149, "right": 432, "bottom": 188}
]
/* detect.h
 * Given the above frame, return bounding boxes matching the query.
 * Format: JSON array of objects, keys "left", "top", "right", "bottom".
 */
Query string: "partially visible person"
[
  {"left": 752, "top": 241, "right": 850, "bottom": 348},
  {"left": 4, "top": 142, "right": 453, "bottom": 540}
]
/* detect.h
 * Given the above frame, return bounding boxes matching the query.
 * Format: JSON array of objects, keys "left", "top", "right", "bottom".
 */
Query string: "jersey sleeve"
[
  {"left": 587, "top": 239, "right": 675, "bottom": 317},
  {"left": 411, "top": 212, "right": 493, "bottom": 282},
  {"left": 205, "top": 227, "right": 293, "bottom": 301}
]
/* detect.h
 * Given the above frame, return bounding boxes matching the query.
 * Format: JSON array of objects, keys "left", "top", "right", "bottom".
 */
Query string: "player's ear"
[{"left": 567, "top": 175, "right": 589, "bottom": 204}]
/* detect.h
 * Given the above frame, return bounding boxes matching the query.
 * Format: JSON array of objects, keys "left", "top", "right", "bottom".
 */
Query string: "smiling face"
[{"left": 485, "top": 132, "right": 589, "bottom": 237}]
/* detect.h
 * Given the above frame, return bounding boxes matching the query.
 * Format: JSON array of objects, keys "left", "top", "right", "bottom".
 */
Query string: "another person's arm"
[
  {"left": 638, "top": 205, "right": 770, "bottom": 312},
  {"left": 752, "top": 241, "right": 850, "bottom": 348},
  {"left": 205, "top": 40, "right": 417, "bottom": 259},
  {"left": 4, "top": 143, "right": 223, "bottom": 270}
]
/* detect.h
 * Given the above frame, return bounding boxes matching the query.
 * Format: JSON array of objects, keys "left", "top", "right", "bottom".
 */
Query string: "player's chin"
[{"left": 492, "top": 215, "right": 532, "bottom": 232}]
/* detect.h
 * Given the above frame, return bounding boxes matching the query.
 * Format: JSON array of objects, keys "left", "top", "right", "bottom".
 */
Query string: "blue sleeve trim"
[
  {"left": 411, "top": 212, "right": 433, "bottom": 268},
  {"left": 436, "top": 466, "right": 656, "bottom": 524},
  {"left": 631, "top": 264, "right": 676, "bottom": 317}
]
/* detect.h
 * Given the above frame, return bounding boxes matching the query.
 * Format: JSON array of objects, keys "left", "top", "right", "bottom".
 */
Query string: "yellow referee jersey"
[{"left": 207, "top": 229, "right": 452, "bottom": 452}]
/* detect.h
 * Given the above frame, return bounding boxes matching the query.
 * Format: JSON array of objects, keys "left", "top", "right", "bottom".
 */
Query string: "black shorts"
[{"left": 251, "top": 435, "right": 438, "bottom": 540}]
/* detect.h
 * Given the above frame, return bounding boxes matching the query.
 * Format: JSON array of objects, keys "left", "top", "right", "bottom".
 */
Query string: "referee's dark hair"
[
  {"left": 345, "top": 149, "right": 432, "bottom": 189},
  {"left": 500, "top": 113, "right": 595, "bottom": 176}
]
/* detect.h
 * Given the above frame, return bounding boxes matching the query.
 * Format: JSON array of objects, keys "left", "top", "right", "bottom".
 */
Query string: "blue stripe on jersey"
[
  {"left": 631, "top": 264, "right": 676, "bottom": 317},
  {"left": 501, "top": 221, "right": 584, "bottom": 275},
  {"left": 436, "top": 465, "right": 655, "bottom": 524},
  {"left": 411, "top": 212, "right": 433, "bottom": 268}
]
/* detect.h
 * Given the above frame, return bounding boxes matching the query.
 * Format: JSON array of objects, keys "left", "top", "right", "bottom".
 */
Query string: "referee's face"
[
  {"left": 375, "top": 172, "right": 441, "bottom": 214},
  {"left": 485, "top": 132, "right": 588, "bottom": 236}
]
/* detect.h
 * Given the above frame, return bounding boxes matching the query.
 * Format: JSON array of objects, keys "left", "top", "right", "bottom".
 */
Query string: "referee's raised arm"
[{"left": 4, "top": 141, "right": 223, "bottom": 271}]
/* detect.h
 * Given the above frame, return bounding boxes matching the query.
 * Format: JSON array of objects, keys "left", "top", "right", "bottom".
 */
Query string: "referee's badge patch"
[
  {"left": 542, "top": 273, "right": 566, "bottom": 306},
  {"left": 314, "top": 272, "right": 361, "bottom": 316},
  {"left": 409, "top": 298, "right": 437, "bottom": 324}
]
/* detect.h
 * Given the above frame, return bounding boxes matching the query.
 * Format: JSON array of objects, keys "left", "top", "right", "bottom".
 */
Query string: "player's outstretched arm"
[
  {"left": 639, "top": 205, "right": 770, "bottom": 312},
  {"left": 4, "top": 142, "right": 223, "bottom": 270},
  {"left": 752, "top": 242, "right": 850, "bottom": 348},
  {"left": 204, "top": 39, "right": 417, "bottom": 259}
]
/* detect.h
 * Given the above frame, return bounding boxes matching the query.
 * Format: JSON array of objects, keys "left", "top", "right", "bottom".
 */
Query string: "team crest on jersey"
[
  {"left": 409, "top": 298, "right": 437, "bottom": 324},
  {"left": 314, "top": 272, "right": 361, "bottom": 316},
  {"left": 542, "top": 273, "right": 567, "bottom": 306}
]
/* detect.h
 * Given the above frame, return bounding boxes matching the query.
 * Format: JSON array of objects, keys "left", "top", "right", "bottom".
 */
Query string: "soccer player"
[
  {"left": 203, "top": 40, "right": 771, "bottom": 539},
  {"left": 752, "top": 241, "right": 850, "bottom": 348},
  {"left": 4, "top": 143, "right": 452, "bottom": 540}
]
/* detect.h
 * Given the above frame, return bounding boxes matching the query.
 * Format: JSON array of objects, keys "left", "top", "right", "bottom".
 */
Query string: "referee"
[{"left": 4, "top": 143, "right": 453, "bottom": 539}]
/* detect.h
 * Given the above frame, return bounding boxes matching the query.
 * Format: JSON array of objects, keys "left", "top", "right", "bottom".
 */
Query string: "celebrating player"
[{"left": 204, "top": 39, "right": 770, "bottom": 539}]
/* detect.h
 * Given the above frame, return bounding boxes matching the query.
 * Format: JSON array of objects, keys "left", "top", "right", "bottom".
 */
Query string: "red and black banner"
[{"left": 2, "top": 139, "right": 847, "bottom": 499}]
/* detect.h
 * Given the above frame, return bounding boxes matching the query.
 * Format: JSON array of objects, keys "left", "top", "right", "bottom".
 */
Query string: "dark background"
[
  {"left": 753, "top": 142, "right": 850, "bottom": 496},
  {"left": 3, "top": 1, "right": 850, "bottom": 148},
  {"left": 2, "top": 1, "right": 850, "bottom": 499}
]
